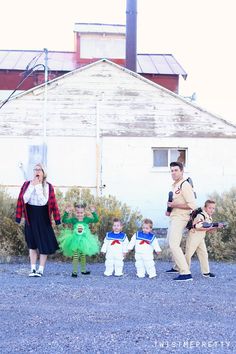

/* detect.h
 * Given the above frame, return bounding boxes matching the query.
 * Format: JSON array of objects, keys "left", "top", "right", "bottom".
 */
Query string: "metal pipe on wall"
[
  {"left": 96, "top": 100, "right": 100, "bottom": 197},
  {"left": 96, "top": 92, "right": 105, "bottom": 197},
  {"left": 42, "top": 48, "right": 48, "bottom": 166}
]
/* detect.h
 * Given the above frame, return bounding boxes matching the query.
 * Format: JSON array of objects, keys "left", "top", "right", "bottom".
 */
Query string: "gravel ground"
[{"left": 0, "top": 259, "right": 235, "bottom": 354}]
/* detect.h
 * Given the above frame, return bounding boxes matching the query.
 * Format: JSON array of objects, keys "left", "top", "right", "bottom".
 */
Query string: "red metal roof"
[{"left": 0, "top": 50, "right": 187, "bottom": 78}]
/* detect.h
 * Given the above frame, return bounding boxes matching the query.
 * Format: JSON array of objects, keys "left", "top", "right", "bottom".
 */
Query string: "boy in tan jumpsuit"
[
  {"left": 166, "top": 162, "right": 196, "bottom": 281},
  {"left": 185, "top": 200, "right": 222, "bottom": 278}
]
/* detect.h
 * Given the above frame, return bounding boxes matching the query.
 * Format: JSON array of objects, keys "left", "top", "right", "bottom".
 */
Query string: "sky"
[{"left": 1, "top": 0, "right": 236, "bottom": 123}]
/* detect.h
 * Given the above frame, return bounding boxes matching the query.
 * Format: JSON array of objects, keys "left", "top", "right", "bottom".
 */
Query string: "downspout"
[
  {"left": 96, "top": 100, "right": 100, "bottom": 197},
  {"left": 43, "top": 48, "right": 48, "bottom": 165},
  {"left": 96, "top": 93, "right": 105, "bottom": 197}
]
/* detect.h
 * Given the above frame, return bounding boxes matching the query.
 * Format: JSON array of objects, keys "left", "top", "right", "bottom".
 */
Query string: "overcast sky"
[{"left": 1, "top": 0, "right": 236, "bottom": 123}]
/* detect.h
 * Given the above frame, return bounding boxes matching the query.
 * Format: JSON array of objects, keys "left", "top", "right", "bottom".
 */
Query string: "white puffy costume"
[
  {"left": 101, "top": 231, "right": 129, "bottom": 276},
  {"left": 128, "top": 231, "right": 162, "bottom": 278}
]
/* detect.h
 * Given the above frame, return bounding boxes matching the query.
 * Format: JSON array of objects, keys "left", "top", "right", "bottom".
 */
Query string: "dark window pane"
[
  {"left": 27, "top": 144, "right": 47, "bottom": 179},
  {"left": 175, "top": 150, "right": 186, "bottom": 165}
]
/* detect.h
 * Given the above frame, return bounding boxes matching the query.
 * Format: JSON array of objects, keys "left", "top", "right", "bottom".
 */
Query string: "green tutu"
[{"left": 58, "top": 222, "right": 100, "bottom": 257}]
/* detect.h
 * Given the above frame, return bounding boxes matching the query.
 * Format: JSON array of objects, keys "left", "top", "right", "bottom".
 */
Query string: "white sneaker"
[
  {"left": 149, "top": 274, "right": 157, "bottom": 279},
  {"left": 29, "top": 269, "right": 38, "bottom": 277}
]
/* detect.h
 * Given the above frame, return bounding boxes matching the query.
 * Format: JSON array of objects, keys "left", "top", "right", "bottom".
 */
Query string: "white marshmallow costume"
[
  {"left": 128, "top": 231, "right": 162, "bottom": 278},
  {"left": 101, "top": 231, "right": 129, "bottom": 276}
]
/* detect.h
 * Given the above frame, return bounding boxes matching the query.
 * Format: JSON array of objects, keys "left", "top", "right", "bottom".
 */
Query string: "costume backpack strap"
[
  {"left": 186, "top": 208, "right": 206, "bottom": 230},
  {"left": 180, "top": 177, "right": 197, "bottom": 199}
]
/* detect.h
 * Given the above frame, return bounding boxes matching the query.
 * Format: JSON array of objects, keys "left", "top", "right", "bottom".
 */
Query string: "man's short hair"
[
  {"left": 170, "top": 161, "right": 184, "bottom": 171},
  {"left": 204, "top": 200, "right": 215, "bottom": 207}
]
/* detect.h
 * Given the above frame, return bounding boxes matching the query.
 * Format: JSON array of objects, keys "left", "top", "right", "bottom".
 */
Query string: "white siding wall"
[
  {"left": 47, "top": 137, "right": 97, "bottom": 188},
  {"left": 101, "top": 136, "right": 236, "bottom": 227},
  {"left": 80, "top": 35, "right": 125, "bottom": 59},
  {"left": 1, "top": 136, "right": 236, "bottom": 228}
]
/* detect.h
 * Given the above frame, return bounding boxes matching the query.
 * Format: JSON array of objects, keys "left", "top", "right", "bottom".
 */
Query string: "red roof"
[{"left": 0, "top": 50, "right": 187, "bottom": 79}]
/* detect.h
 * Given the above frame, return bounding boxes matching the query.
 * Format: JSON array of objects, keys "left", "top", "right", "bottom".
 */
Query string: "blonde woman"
[{"left": 16, "top": 163, "right": 61, "bottom": 277}]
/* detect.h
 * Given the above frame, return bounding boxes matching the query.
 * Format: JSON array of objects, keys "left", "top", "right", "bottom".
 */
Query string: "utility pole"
[
  {"left": 44, "top": 48, "right": 49, "bottom": 83},
  {"left": 43, "top": 48, "right": 48, "bottom": 165}
]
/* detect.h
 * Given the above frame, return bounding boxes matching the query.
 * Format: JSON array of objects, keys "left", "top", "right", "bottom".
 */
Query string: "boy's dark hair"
[
  {"left": 75, "top": 203, "right": 86, "bottom": 209},
  {"left": 113, "top": 217, "right": 122, "bottom": 224},
  {"left": 143, "top": 218, "right": 153, "bottom": 228},
  {"left": 204, "top": 200, "right": 215, "bottom": 207},
  {"left": 170, "top": 161, "right": 184, "bottom": 171}
]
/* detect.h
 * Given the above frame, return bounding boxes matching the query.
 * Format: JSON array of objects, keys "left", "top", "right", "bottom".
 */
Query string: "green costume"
[{"left": 58, "top": 211, "right": 100, "bottom": 275}]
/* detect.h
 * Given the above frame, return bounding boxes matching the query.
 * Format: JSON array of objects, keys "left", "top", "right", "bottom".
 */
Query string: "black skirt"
[{"left": 25, "top": 204, "right": 59, "bottom": 254}]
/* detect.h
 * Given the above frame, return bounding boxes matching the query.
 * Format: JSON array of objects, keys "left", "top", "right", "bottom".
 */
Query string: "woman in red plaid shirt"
[{"left": 16, "top": 163, "right": 61, "bottom": 277}]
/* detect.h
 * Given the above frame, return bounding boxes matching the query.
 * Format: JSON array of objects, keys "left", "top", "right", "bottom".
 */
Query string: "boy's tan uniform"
[
  {"left": 167, "top": 178, "right": 196, "bottom": 275},
  {"left": 185, "top": 209, "right": 212, "bottom": 274}
]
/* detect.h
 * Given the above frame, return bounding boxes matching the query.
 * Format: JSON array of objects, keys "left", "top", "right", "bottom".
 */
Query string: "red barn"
[{"left": 0, "top": 23, "right": 187, "bottom": 99}]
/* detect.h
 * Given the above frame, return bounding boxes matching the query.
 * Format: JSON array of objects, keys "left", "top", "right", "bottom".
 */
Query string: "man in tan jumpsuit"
[{"left": 166, "top": 162, "right": 196, "bottom": 281}]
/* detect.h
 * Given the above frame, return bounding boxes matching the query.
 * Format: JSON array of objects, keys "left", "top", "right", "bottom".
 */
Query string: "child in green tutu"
[{"left": 58, "top": 203, "right": 100, "bottom": 277}]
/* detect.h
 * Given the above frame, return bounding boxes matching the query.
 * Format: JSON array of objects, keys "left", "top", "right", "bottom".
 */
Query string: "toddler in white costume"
[
  {"left": 128, "top": 218, "right": 162, "bottom": 278},
  {"left": 101, "top": 218, "right": 128, "bottom": 276}
]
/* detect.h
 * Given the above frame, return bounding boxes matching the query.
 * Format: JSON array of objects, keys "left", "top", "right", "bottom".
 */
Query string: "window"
[
  {"left": 27, "top": 144, "right": 47, "bottom": 179},
  {"left": 153, "top": 148, "right": 187, "bottom": 168}
]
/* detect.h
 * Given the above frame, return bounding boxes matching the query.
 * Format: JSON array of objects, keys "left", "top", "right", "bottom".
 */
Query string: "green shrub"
[
  {"left": 0, "top": 187, "right": 27, "bottom": 257},
  {"left": 0, "top": 186, "right": 143, "bottom": 260},
  {"left": 2, "top": 184, "right": 235, "bottom": 262},
  {"left": 56, "top": 187, "right": 143, "bottom": 240},
  {"left": 205, "top": 187, "right": 236, "bottom": 261},
  {"left": 55, "top": 187, "right": 143, "bottom": 262}
]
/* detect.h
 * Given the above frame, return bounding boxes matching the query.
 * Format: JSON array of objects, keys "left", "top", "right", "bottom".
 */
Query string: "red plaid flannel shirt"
[{"left": 15, "top": 181, "right": 61, "bottom": 225}]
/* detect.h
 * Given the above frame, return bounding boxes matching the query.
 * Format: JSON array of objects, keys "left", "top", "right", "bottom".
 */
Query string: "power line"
[
  {"left": 0, "top": 63, "right": 45, "bottom": 110},
  {"left": 0, "top": 49, "right": 49, "bottom": 110}
]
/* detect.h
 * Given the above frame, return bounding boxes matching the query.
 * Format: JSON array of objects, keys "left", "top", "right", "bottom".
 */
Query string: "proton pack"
[
  {"left": 186, "top": 207, "right": 205, "bottom": 230},
  {"left": 183, "top": 177, "right": 197, "bottom": 199}
]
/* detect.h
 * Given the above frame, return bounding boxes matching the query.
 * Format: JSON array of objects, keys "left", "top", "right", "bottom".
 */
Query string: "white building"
[{"left": 1, "top": 59, "right": 236, "bottom": 227}]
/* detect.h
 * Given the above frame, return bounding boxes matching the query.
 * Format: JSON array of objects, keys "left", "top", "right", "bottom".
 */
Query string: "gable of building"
[
  {"left": 0, "top": 50, "right": 187, "bottom": 95},
  {"left": 0, "top": 59, "right": 236, "bottom": 138}
]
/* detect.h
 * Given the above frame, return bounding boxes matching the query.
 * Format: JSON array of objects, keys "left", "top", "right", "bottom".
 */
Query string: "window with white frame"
[
  {"left": 27, "top": 144, "right": 47, "bottom": 179},
  {"left": 152, "top": 148, "right": 187, "bottom": 168}
]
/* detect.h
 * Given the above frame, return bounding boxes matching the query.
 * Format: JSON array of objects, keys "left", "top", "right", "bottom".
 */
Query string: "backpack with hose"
[
  {"left": 166, "top": 177, "right": 197, "bottom": 214},
  {"left": 185, "top": 207, "right": 205, "bottom": 230}
]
